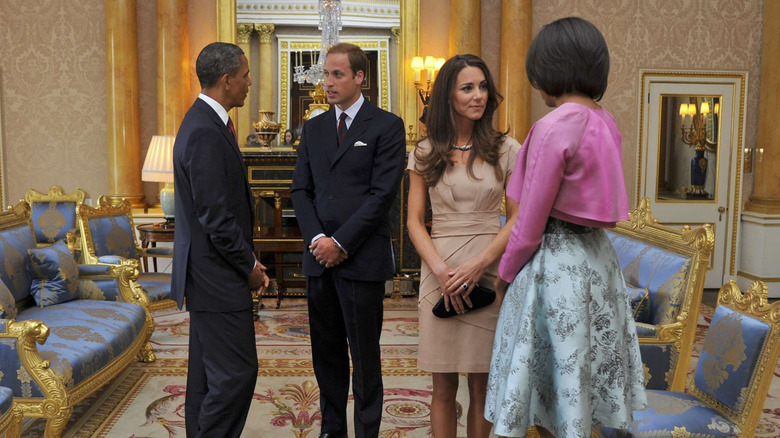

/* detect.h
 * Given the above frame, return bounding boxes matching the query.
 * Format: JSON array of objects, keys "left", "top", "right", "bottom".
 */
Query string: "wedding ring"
[{"left": 462, "top": 283, "right": 469, "bottom": 291}]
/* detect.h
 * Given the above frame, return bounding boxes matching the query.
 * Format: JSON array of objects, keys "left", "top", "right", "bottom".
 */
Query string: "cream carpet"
[{"left": 20, "top": 298, "right": 780, "bottom": 437}]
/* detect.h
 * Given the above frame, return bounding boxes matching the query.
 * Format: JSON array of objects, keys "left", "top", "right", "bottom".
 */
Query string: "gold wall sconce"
[
  {"left": 744, "top": 147, "right": 753, "bottom": 173},
  {"left": 411, "top": 55, "right": 445, "bottom": 123},
  {"left": 679, "top": 101, "right": 719, "bottom": 153}
]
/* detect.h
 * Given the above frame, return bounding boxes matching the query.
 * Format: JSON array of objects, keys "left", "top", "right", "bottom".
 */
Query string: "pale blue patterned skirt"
[{"left": 486, "top": 218, "right": 646, "bottom": 437}]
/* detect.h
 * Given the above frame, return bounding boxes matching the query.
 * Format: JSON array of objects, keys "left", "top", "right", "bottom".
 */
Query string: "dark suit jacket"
[
  {"left": 291, "top": 99, "right": 406, "bottom": 282},
  {"left": 171, "top": 98, "right": 256, "bottom": 311}
]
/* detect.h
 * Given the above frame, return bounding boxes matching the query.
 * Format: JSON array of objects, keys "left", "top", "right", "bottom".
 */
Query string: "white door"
[{"left": 638, "top": 72, "right": 747, "bottom": 289}]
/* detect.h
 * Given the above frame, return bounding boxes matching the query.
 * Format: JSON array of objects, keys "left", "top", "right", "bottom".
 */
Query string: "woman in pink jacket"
[{"left": 484, "top": 17, "right": 646, "bottom": 438}]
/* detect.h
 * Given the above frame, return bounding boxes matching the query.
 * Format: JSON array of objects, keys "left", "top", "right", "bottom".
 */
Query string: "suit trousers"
[
  {"left": 307, "top": 270, "right": 386, "bottom": 438},
  {"left": 186, "top": 309, "right": 258, "bottom": 438}
]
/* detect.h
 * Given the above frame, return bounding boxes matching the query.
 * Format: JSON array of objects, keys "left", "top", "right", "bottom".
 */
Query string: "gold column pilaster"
[
  {"left": 391, "top": 26, "right": 401, "bottom": 115},
  {"left": 449, "top": 0, "right": 481, "bottom": 57},
  {"left": 237, "top": 23, "right": 254, "bottom": 144},
  {"left": 400, "top": 0, "right": 420, "bottom": 135},
  {"left": 746, "top": 0, "right": 780, "bottom": 214},
  {"left": 216, "top": 0, "right": 238, "bottom": 126},
  {"left": 257, "top": 24, "right": 275, "bottom": 141},
  {"left": 105, "top": 0, "right": 143, "bottom": 207},
  {"left": 157, "top": 0, "right": 190, "bottom": 136},
  {"left": 498, "top": 0, "right": 532, "bottom": 139}
]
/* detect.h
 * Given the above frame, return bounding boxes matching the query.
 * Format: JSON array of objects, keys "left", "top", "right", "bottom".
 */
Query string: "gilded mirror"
[
  {"left": 656, "top": 94, "right": 721, "bottom": 201},
  {"left": 637, "top": 70, "right": 746, "bottom": 289},
  {"left": 217, "top": 0, "right": 419, "bottom": 148}
]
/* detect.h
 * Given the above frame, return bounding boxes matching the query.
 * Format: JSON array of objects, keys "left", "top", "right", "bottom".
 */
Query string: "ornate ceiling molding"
[{"left": 237, "top": 0, "right": 400, "bottom": 29}]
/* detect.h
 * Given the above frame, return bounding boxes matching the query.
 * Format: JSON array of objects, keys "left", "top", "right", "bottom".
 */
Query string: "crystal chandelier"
[{"left": 293, "top": 0, "right": 342, "bottom": 86}]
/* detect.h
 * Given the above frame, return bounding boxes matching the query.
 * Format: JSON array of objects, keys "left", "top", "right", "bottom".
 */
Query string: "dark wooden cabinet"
[{"left": 242, "top": 148, "right": 421, "bottom": 295}]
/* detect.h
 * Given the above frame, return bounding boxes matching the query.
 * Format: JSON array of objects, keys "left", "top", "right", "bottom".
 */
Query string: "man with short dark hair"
[
  {"left": 291, "top": 43, "right": 406, "bottom": 438},
  {"left": 172, "top": 41, "right": 268, "bottom": 438}
]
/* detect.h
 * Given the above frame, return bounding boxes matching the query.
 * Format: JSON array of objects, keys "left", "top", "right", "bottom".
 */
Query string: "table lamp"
[{"left": 142, "top": 135, "right": 175, "bottom": 228}]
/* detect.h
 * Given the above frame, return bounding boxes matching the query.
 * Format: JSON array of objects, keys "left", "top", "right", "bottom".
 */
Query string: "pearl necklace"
[{"left": 452, "top": 144, "right": 473, "bottom": 151}]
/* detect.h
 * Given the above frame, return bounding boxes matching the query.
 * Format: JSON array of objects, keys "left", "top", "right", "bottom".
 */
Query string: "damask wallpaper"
[
  {"left": 0, "top": 0, "right": 767, "bottom": 207},
  {"left": 533, "top": 0, "right": 762, "bottom": 203},
  {"left": 0, "top": 0, "right": 108, "bottom": 205}
]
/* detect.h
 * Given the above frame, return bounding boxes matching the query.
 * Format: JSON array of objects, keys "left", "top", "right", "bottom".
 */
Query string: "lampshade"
[
  {"left": 424, "top": 55, "right": 436, "bottom": 70},
  {"left": 142, "top": 135, "right": 175, "bottom": 183},
  {"left": 435, "top": 57, "right": 446, "bottom": 70},
  {"left": 411, "top": 56, "right": 424, "bottom": 71}
]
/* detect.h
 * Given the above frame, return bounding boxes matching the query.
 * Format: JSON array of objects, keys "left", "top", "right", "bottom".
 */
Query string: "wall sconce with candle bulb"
[
  {"left": 411, "top": 55, "right": 445, "bottom": 123},
  {"left": 679, "top": 97, "right": 720, "bottom": 198}
]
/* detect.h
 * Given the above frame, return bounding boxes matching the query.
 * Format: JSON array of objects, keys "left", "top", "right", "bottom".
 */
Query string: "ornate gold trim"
[{"left": 687, "top": 280, "right": 780, "bottom": 436}]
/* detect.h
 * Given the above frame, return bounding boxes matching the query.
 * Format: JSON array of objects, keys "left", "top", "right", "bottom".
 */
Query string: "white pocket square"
[{"left": 353, "top": 141, "right": 368, "bottom": 147}]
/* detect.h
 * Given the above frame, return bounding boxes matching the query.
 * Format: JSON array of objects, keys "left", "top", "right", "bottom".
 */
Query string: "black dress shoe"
[{"left": 318, "top": 433, "right": 346, "bottom": 438}]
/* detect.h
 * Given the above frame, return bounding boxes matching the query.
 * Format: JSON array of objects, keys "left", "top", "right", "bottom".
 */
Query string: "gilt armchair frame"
[
  {"left": 610, "top": 197, "right": 714, "bottom": 391},
  {"left": 688, "top": 280, "right": 780, "bottom": 436},
  {"left": 77, "top": 197, "right": 175, "bottom": 311}
]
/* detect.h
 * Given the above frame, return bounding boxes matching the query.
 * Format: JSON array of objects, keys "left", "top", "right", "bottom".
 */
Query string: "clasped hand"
[
  {"left": 435, "top": 256, "right": 486, "bottom": 315},
  {"left": 310, "top": 237, "right": 347, "bottom": 268},
  {"left": 248, "top": 258, "right": 269, "bottom": 292}
]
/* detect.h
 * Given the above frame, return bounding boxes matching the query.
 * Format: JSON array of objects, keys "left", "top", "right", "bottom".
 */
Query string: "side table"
[{"left": 137, "top": 223, "right": 174, "bottom": 272}]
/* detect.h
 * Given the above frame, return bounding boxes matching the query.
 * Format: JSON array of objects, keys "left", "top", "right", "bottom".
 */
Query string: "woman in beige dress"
[{"left": 406, "top": 54, "right": 520, "bottom": 438}]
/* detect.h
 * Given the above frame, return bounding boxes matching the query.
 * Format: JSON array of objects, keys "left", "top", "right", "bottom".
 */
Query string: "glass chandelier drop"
[{"left": 293, "top": 0, "right": 342, "bottom": 85}]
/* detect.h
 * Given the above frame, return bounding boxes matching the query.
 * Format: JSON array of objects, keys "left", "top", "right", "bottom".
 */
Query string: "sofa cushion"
[
  {"left": 138, "top": 273, "right": 172, "bottom": 303},
  {"left": 0, "top": 224, "right": 36, "bottom": 302},
  {"left": 15, "top": 300, "right": 147, "bottom": 391},
  {"left": 599, "top": 390, "right": 741, "bottom": 437},
  {"left": 27, "top": 240, "right": 79, "bottom": 307},
  {"left": 0, "top": 280, "right": 17, "bottom": 320},
  {"left": 627, "top": 284, "right": 651, "bottom": 323},
  {"left": 0, "top": 386, "right": 12, "bottom": 417}
]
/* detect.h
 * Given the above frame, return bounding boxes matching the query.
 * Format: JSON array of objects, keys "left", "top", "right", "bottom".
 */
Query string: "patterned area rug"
[{"left": 20, "top": 299, "right": 780, "bottom": 437}]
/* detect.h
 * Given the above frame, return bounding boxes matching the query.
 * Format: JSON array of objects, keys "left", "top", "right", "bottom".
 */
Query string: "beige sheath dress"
[{"left": 407, "top": 137, "right": 520, "bottom": 373}]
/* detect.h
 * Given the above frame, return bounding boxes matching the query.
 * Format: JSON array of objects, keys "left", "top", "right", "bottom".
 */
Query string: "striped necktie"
[{"left": 337, "top": 112, "right": 348, "bottom": 144}]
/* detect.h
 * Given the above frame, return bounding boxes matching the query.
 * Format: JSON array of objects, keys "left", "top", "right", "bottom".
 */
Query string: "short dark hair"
[
  {"left": 196, "top": 42, "right": 245, "bottom": 89},
  {"left": 526, "top": 17, "right": 609, "bottom": 101},
  {"left": 326, "top": 43, "right": 368, "bottom": 80}
]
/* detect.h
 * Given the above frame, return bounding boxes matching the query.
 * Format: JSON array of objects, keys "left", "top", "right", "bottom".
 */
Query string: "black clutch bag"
[{"left": 432, "top": 284, "right": 496, "bottom": 318}]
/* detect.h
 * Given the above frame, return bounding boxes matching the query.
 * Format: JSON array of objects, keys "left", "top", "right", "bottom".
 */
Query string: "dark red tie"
[
  {"left": 337, "top": 112, "right": 348, "bottom": 144},
  {"left": 227, "top": 117, "right": 237, "bottom": 143}
]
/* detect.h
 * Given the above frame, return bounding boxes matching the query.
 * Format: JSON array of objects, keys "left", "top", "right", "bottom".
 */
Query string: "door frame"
[{"left": 636, "top": 70, "right": 747, "bottom": 288}]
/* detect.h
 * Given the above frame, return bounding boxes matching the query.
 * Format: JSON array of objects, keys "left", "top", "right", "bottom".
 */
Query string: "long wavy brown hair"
[{"left": 413, "top": 54, "right": 506, "bottom": 187}]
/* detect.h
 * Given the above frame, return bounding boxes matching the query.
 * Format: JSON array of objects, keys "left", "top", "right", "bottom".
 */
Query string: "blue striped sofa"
[{"left": 0, "top": 202, "right": 155, "bottom": 436}]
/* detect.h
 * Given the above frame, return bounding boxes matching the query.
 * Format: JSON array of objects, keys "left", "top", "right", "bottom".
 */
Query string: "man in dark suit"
[
  {"left": 171, "top": 42, "right": 268, "bottom": 438},
  {"left": 291, "top": 43, "right": 406, "bottom": 438}
]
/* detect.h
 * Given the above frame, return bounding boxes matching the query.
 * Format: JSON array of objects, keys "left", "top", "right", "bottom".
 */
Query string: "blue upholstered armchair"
[
  {"left": 598, "top": 280, "right": 780, "bottom": 438},
  {"left": 606, "top": 197, "right": 714, "bottom": 391},
  {"left": 24, "top": 186, "right": 85, "bottom": 260},
  {"left": 77, "top": 197, "right": 174, "bottom": 312}
]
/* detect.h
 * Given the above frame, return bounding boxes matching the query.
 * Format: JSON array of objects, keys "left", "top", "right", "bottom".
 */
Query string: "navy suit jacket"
[
  {"left": 291, "top": 99, "right": 406, "bottom": 282},
  {"left": 171, "top": 98, "right": 256, "bottom": 311}
]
